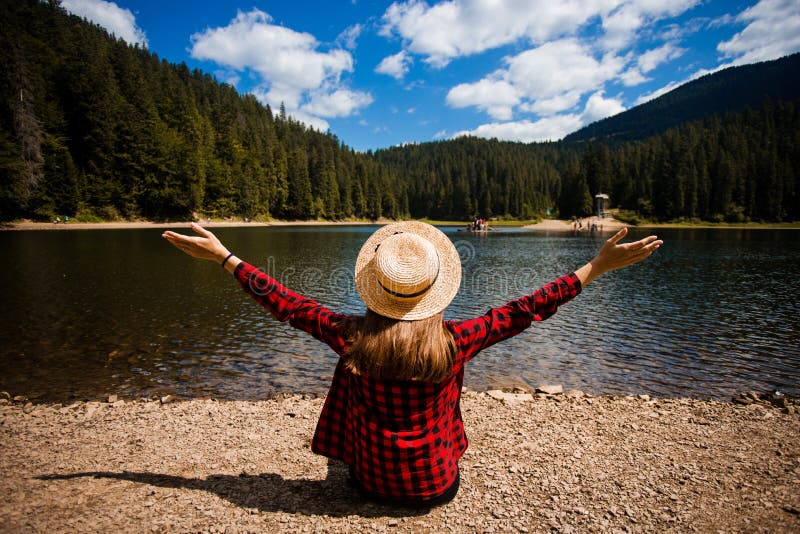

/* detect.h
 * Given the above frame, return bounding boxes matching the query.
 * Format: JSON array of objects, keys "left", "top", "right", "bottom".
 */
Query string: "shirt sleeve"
[
  {"left": 234, "top": 261, "right": 350, "bottom": 356},
  {"left": 446, "top": 272, "right": 582, "bottom": 365}
]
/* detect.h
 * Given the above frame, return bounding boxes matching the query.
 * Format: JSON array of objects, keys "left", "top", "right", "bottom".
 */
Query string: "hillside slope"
[{"left": 564, "top": 53, "right": 800, "bottom": 143}]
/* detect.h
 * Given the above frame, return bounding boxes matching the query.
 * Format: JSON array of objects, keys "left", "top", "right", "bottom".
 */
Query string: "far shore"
[{"left": 3, "top": 217, "right": 799, "bottom": 231}]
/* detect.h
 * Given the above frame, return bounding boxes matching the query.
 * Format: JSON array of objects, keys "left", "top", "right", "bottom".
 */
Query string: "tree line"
[{"left": 1, "top": 0, "right": 797, "bottom": 223}]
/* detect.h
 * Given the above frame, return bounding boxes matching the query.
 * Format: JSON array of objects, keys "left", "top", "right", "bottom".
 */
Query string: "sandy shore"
[
  {"left": 2, "top": 391, "right": 798, "bottom": 532},
  {"left": 1, "top": 220, "right": 389, "bottom": 231},
  {"left": 523, "top": 217, "right": 628, "bottom": 232}
]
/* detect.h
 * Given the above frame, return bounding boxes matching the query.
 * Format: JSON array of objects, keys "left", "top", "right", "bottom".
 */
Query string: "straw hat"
[{"left": 355, "top": 221, "right": 461, "bottom": 320}]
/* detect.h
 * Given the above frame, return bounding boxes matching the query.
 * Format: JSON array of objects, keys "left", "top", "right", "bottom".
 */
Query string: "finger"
[
  {"left": 607, "top": 227, "right": 628, "bottom": 245},
  {"left": 191, "top": 223, "right": 213, "bottom": 239},
  {"left": 628, "top": 235, "right": 659, "bottom": 250}
]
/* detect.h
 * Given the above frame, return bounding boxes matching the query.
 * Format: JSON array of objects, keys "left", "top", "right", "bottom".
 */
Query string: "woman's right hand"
[
  {"left": 575, "top": 227, "right": 662, "bottom": 286},
  {"left": 162, "top": 223, "right": 231, "bottom": 264}
]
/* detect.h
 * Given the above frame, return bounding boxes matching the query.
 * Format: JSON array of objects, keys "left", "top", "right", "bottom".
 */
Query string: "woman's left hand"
[{"left": 162, "top": 223, "right": 230, "bottom": 263}]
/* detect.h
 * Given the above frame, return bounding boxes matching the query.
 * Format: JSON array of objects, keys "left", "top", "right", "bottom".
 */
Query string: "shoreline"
[
  {"left": 2, "top": 391, "right": 797, "bottom": 532},
  {"left": 6, "top": 217, "right": 798, "bottom": 231}
]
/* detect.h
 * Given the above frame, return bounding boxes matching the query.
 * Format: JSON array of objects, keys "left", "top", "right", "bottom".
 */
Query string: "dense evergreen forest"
[{"left": 1, "top": 0, "right": 798, "bottom": 223}]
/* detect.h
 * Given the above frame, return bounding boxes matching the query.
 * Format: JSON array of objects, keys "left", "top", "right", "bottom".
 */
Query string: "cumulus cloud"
[
  {"left": 446, "top": 39, "right": 625, "bottom": 119},
  {"left": 380, "top": 0, "right": 701, "bottom": 66},
  {"left": 375, "top": 50, "right": 413, "bottom": 80},
  {"left": 191, "top": 9, "right": 371, "bottom": 128},
  {"left": 717, "top": 0, "right": 800, "bottom": 66},
  {"left": 446, "top": 77, "right": 519, "bottom": 120},
  {"left": 300, "top": 89, "right": 374, "bottom": 118},
  {"left": 618, "top": 42, "right": 685, "bottom": 87},
  {"left": 61, "top": 0, "right": 147, "bottom": 46},
  {"left": 454, "top": 91, "right": 624, "bottom": 142},
  {"left": 600, "top": 0, "right": 699, "bottom": 51}
]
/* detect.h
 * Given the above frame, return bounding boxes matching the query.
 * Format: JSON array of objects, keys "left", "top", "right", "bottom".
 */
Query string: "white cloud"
[
  {"left": 619, "top": 68, "right": 650, "bottom": 86},
  {"left": 375, "top": 51, "right": 413, "bottom": 80},
  {"left": 446, "top": 39, "right": 625, "bottom": 119},
  {"left": 380, "top": 0, "right": 611, "bottom": 67},
  {"left": 433, "top": 129, "right": 448, "bottom": 139},
  {"left": 453, "top": 90, "right": 624, "bottom": 142},
  {"left": 717, "top": 0, "right": 800, "bottom": 66},
  {"left": 581, "top": 91, "right": 625, "bottom": 123},
  {"left": 380, "top": 0, "right": 701, "bottom": 66},
  {"left": 61, "top": 0, "right": 147, "bottom": 46},
  {"left": 454, "top": 115, "right": 583, "bottom": 143},
  {"left": 638, "top": 42, "right": 685, "bottom": 72},
  {"left": 190, "top": 9, "right": 371, "bottom": 128},
  {"left": 600, "top": 0, "right": 699, "bottom": 52},
  {"left": 337, "top": 24, "right": 363, "bottom": 50},
  {"left": 446, "top": 77, "right": 519, "bottom": 120},
  {"left": 300, "top": 89, "right": 374, "bottom": 118}
]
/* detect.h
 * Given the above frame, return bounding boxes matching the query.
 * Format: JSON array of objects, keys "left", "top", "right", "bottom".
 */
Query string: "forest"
[{"left": 1, "top": 0, "right": 798, "bottom": 223}]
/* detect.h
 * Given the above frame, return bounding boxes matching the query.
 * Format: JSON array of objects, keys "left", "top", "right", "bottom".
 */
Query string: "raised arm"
[
  {"left": 162, "top": 224, "right": 349, "bottom": 354},
  {"left": 449, "top": 227, "right": 662, "bottom": 364}
]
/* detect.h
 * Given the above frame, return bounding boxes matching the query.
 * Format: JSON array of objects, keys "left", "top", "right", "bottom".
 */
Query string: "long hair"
[{"left": 344, "top": 309, "right": 457, "bottom": 383}]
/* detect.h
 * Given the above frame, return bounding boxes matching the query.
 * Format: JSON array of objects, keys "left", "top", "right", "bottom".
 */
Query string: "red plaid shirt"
[{"left": 234, "top": 261, "right": 582, "bottom": 501}]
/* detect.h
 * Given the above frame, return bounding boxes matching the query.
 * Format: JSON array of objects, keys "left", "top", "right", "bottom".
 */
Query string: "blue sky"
[{"left": 61, "top": 0, "right": 800, "bottom": 151}]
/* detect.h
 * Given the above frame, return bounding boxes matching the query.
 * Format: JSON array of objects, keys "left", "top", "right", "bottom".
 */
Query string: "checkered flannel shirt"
[{"left": 234, "top": 261, "right": 582, "bottom": 501}]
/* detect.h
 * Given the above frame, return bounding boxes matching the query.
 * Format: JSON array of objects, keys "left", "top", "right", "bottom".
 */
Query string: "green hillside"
[{"left": 564, "top": 53, "right": 800, "bottom": 143}]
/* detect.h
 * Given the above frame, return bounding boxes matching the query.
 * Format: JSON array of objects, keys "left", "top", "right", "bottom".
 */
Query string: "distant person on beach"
[{"left": 163, "top": 222, "right": 661, "bottom": 507}]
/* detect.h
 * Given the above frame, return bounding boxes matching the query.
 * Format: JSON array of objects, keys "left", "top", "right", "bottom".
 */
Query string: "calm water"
[{"left": 1, "top": 225, "right": 798, "bottom": 402}]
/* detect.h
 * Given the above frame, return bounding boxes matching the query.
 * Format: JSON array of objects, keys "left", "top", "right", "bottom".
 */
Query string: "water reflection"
[{"left": 0, "top": 225, "right": 798, "bottom": 402}]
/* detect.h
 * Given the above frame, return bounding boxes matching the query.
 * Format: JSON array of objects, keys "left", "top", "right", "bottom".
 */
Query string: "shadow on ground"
[{"left": 36, "top": 459, "right": 429, "bottom": 518}]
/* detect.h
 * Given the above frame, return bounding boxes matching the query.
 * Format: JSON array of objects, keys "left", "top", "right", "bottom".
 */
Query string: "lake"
[{"left": 0, "top": 225, "right": 798, "bottom": 402}]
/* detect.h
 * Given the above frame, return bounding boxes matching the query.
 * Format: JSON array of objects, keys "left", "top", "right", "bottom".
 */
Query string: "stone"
[
  {"left": 107, "top": 395, "right": 118, "bottom": 403},
  {"left": 13, "top": 395, "right": 27, "bottom": 403},
  {"left": 536, "top": 384, "right": 563, "bottom": 395},
  {"left": 0, "top": 391, "right": 10, "bottom": 400},
  {"left": 565, "top": 389, "right": 585, "bottom": 398},
  {"left": 23, "top": 402, "right": 35, "bottom": 414},
  {"left": 638, "top": 394, "right": 651, "bottom": 401},
  {"left": 782, "top": 406, "right": 796, "bottom": 415},
  {"left": 486, "top": 390, "right": 534, "bottom": 403},
  {"left": 160, "top": 395, "right": 175, "bottom": 405}
]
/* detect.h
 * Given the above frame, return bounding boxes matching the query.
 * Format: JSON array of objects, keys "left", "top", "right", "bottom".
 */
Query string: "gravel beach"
[{"left": 1, "top": 391, "right": 798, "bottom": 533}]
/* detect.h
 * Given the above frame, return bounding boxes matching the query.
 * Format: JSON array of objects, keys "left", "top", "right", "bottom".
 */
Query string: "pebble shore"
[{"left": 1, "top": 390, "right": 798, "bottom": 533}]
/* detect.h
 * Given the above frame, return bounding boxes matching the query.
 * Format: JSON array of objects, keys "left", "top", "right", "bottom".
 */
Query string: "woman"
[{"left": 163, "top": 221, "right": 661, "bottom": 507}]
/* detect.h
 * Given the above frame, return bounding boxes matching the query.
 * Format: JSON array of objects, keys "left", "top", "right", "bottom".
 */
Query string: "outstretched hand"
[
  {"left": 575, "top": 227, "right": 663, "bottom": 286},
  {"left": 162, "top": 223, "right": 230, "bottom": 264}
]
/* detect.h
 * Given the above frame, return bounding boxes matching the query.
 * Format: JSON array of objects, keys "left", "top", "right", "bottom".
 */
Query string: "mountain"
[{"left": 564, "top": 53, "right": 800, "bottom": 143}]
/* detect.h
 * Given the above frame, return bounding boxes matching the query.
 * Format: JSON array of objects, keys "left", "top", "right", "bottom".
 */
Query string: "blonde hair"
[{"left": 344, "top": 310, "right": 457, "bottom": 383}]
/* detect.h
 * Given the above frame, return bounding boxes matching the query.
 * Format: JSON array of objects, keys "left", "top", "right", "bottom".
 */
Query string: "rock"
[
  {"left": 745, "top": 390, "right": 760, "bottom": 401},
  {"left": 160, "top": 395, "right": 175, "bottom": 405},
  {"left": 486, "top": 390, "right": 533, "bottom": 402},
  {"left": 13, "top": 395, "right": 27, "bottom": 403},
  {"left": 638, "top": 394, "right": 651, "bottom": 401},
  {"left": 732, "top": 395, "right": 752, "bottom": 405},
  {"left": 535, "top": 384, "right": 563, "bottom": 395},
  {"left": 23, "top": 402, "right": 35, "bottom": 414},
  {"left": 782, "top": 406, "right": 796, "bottom": 415},
  {"left": 0, "top": 391, "right": 10, "bottom": 400},
  {"left": 565, "top": 389, "right": 585, "bottom": 398},
  {"left": 107, "top": 395, "right": 118, "bottom": 403}
]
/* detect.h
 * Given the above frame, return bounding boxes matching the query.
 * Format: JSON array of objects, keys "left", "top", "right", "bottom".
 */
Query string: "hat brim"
[{"left": 355, "top": 222, "right": 461, "bottom": 320}]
